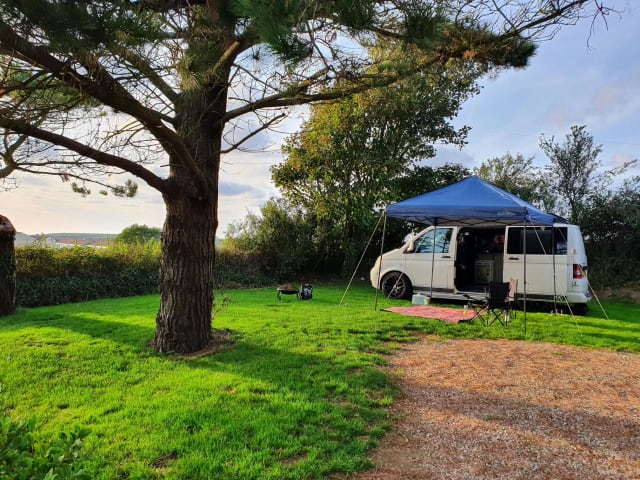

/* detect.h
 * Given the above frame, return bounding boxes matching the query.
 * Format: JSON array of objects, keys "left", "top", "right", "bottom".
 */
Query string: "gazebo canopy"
[{"left": 385, "top": 175, "right": 560, "bottom": 226}]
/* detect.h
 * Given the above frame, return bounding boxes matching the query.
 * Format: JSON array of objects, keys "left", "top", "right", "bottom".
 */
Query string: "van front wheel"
[{"left": 381, "top": 272, "right": 412, "bottom": 299}]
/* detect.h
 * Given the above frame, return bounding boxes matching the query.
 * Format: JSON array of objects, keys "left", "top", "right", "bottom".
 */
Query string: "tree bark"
[
  {"left": 0, "top": 215, "right": 16, "bottom": 317},
  {"left": 151, "top": 69, "right": 226, "bottom": 353},
  {"left": 153, "top": 192, "right": 217, "bottom": 353}
]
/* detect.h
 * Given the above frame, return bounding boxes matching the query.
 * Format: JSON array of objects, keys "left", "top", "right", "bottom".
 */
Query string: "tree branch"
[
  {"left": 220, "top": 113, "right": 286, "bottom": 154},
  {"left": 0, "top": 20, "right": 209, "bottom": 196},
  {"left": 0, "top": 115, "right": 169, "bottom": 193},
  {"left": 114, "top": 46, "right": 179, "bottom": 104}
]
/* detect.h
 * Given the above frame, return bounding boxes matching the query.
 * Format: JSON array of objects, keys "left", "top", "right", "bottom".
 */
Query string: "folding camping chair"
[
  {"left": 468, "top": 281, "right": 514, "bottom": 326},
  {"left": 507, "top": 277, "right": 518, "bottom": 319}
]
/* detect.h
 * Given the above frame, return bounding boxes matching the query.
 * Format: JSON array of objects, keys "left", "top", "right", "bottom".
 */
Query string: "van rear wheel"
[
  {"left": 381, "top": 272, "right": 412, "bottom": 299},
  {"left": 572, "top": 303, "right": 589, "bottom": 316}
]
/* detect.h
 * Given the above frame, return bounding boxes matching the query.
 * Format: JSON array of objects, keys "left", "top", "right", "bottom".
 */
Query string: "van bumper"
[
  {"left": 565, "top": 291, "right": 592, "bottom": 304},
  {"left": 369, "top": 265, "right": 380, "bottom": 289}
]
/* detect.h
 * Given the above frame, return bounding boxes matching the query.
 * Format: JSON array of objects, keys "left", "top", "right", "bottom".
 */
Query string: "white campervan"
[{"left": 370, "top": 223, "right": 591, "bottom": 314}]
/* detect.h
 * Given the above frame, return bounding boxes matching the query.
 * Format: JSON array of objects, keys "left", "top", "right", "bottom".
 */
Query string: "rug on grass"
[{"left": 383, "top": 305, "right": 475, "bottom": 323}]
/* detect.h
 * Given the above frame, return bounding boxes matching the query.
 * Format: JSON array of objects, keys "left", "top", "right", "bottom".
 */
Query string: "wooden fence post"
[{"left": 0, "top": 214, "right": 16, "bottom": 316}]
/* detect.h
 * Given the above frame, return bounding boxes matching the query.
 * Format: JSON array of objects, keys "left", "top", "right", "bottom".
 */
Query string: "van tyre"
[
  {"left": 381, "top": 272, "right": 412, "bottom": 299},
  {"left": 572, "top": 304, "right": 589, "bottom": 316}
]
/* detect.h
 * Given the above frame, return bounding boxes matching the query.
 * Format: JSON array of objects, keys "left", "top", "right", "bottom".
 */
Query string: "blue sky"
[{"left": 2, "top": 3, "right": 638, "bottom": 236}]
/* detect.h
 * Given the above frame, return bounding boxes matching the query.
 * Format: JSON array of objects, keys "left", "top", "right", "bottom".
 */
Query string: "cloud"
[
  {"left": 432, "top": 147, "right": 477, "bottom": 167},
  {"left": 589, "top": 86, "right": 625, "bottom": 115},
  {"left": 219, "top": 180, "right": 261, "bottom": 196}
]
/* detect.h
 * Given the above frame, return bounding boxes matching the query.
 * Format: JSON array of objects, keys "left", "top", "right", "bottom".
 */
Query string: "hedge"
[
  {"left": 14, "top": 242, "right": 276, "bottom": 308},
  {"left": 15, "top": 242, "right": 160, "bottom": 307}
]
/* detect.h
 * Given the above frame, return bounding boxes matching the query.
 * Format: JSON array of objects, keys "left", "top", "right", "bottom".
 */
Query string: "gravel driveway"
[{"left": 340, "top": 337, "right": 640, "bottom": 480}]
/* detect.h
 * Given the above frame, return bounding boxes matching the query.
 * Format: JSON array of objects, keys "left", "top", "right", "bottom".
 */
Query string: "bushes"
[
  {"left": 0, "top": 416, "right": 89, "bottom": 480},
  {"left": 15, "top": 242, "right": 161, "bottom": 307},
  {"left": 213, "top": 250, "right": 274, "bottom": 288},
  {"left": 14, "top": 242, "right": 278, "bottom": 307}
]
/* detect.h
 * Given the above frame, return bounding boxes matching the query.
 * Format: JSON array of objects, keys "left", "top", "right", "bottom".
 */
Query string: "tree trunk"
[
  {"left": 0, "top": 215, "right": 16, "bottom": 317},
  {"left": 151, "top": 9, "right": 232, "bottom": 354},
  {"left": 153, "top": 192, "right": 217, "bottom": 353}
]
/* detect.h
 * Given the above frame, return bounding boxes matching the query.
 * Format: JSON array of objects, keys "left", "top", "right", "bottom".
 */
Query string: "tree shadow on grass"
[{"left": 1, "top": 308, "right": 156, "bottom": 350}]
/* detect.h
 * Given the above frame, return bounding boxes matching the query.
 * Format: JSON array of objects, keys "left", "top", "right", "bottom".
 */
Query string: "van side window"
[
  {"left": 555, "top": 227, "right": 568, "bottom": 254},
  {"left": 507, "top": 227, "right": 569, "bottom": 255},
  {"left": 414, "top": 227, "right": 452, "bottom": 253}
]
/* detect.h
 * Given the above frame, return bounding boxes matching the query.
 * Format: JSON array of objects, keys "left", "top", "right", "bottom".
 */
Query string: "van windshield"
[{"left": 507, "top": 227, "right": 568, "bottom": 255}]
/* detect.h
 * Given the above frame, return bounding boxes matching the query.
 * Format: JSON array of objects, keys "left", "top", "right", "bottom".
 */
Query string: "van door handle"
[
  {"left": 442, "top": 255, "right": 451, "bottom": 259},
  {"left": 508, "top": 256, "right": 520, "bottom": 260}
]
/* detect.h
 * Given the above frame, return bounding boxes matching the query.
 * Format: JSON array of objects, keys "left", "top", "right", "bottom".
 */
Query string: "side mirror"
[{"left": 404, "top": 240, "right": 415, "bottom": 253}]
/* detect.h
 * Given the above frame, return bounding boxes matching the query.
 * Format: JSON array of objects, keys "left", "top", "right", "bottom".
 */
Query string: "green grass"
[{"left": 0, "top": 283, "right": 638, "bottom": 479}]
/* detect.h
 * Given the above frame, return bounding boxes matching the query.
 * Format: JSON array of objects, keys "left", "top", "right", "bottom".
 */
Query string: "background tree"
[
  {"left": 475, "top": 152, "right": 555, "bottom": 210},
  {"left": 274, "top": 54, "right": 479, "bottom": 273},
  {"left": 223, "top": 198, "right": 314, "bottom": 280},
  {"left": 576, "top": 176, "right": 640, "bottom": 289},
  {"left": 539, "top": 125, "right": 604, "bottom": 222},
  {"left": 116, "top": 224, "right": 162, "bottom": 245},
  {"left": 539, "top": 125, "right": 636, "bottom": 224},
  {"left": 0, "top": 1, "right": 610, "bottom": 353}
]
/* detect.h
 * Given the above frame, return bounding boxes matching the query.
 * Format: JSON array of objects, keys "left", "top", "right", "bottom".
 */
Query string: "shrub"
[
  {"left": 15, "top": 242, "right": 161, "bottom": 307},
  {"left": 214, "top": 249, "right": 274, "bottom": 288},
  {"left": 14, "top": 241, "right": 281, "bottom": 307},
  {"left": 0, "top": 415, "right": 90, "bottom": 480}
]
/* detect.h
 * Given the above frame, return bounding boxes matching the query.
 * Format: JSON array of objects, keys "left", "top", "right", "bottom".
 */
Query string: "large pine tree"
[{"left": 0, "top": 1, "right": 605, "bottom": 353}]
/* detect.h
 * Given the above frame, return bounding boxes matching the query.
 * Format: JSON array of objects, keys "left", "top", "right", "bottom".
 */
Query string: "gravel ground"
[{"left": 339, "top": 337, "right": 640, "bottom": 480}]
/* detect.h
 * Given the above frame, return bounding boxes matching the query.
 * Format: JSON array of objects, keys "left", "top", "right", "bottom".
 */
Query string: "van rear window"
[{"left": 507, "top": 227, "right": 568, "bottom": 255}]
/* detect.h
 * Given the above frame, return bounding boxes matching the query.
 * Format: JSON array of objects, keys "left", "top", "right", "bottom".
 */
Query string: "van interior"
[{"left": 454, "top": 226, "right": 569, "bottom": 291}]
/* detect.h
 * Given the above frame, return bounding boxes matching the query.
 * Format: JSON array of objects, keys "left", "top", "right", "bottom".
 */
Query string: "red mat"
[{"left": 383, "top": 305, "right": 475, "bottom": 323}]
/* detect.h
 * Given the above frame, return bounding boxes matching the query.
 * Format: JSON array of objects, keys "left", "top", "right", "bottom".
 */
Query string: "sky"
[{"left": 1, "top": 3, "right": 639, "bottom": 236}]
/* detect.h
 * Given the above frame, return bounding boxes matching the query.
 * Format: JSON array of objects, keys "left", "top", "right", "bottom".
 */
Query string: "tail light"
[{"left": 573, "top": 264, "right": 587, "bottom": 279}]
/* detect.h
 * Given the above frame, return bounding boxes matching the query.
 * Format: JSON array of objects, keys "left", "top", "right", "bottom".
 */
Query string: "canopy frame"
[{"left": 377, "top": 176, "right": 568, "bottom": 334}]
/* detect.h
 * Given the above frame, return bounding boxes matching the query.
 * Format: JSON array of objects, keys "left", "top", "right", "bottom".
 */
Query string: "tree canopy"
[
  {"left": 274, "top": 54, "right": 481, "bottom": 271},
  {"left": 475, "top": 152, "right": 555, "bottom": 210},
  {"left": 116, "top": 224, "right": 161, "bottom": 244},
  {"left": 540, "top": 125, "right": 636, "bottom": 223},
  {"left": 0, "top": 0, "right": 612, "bottom": 352}
]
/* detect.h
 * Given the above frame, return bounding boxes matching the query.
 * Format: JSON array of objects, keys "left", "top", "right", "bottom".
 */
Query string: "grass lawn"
[{"left": 0, "top": 283, "right": 638, "bottom": 479}]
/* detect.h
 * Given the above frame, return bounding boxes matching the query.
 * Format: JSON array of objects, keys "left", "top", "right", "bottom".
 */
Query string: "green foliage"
[
  {"left": 537, "top": 125, "right": 638, "bottom": 223},
  {"left": 15, "top": 242, "right": 161, "bottom": 307},
  {"left": 14, "top": 241, "right": 283, "bottom": 306},
  {"left": 0, "top": 416, "right": 90, "bottom": 480},
  {"left": 578, "top": 176, "right": 640, "bottom": 289},
  {"left": 115, "top": 224, "right": 161, "bottom": 245},
  {"left": 273, "top": 48, "right": 482, "bottom": 274},
  {"left": 223, "top": 198, "right": 317, "bottom": 280},
  {"left": 474, "top": 153, "right": 555, "bottom": 211},
  {"left": 213, "top": 248, "right": 275, "bottom": 288}
]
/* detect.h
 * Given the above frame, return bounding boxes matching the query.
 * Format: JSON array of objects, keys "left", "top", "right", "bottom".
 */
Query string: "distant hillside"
[
  {"left": 43, "top": 233, "right": 115, "bottom": 242},
  {"left": 40, "top": 232, "right": 224, "bottom": 247}
]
